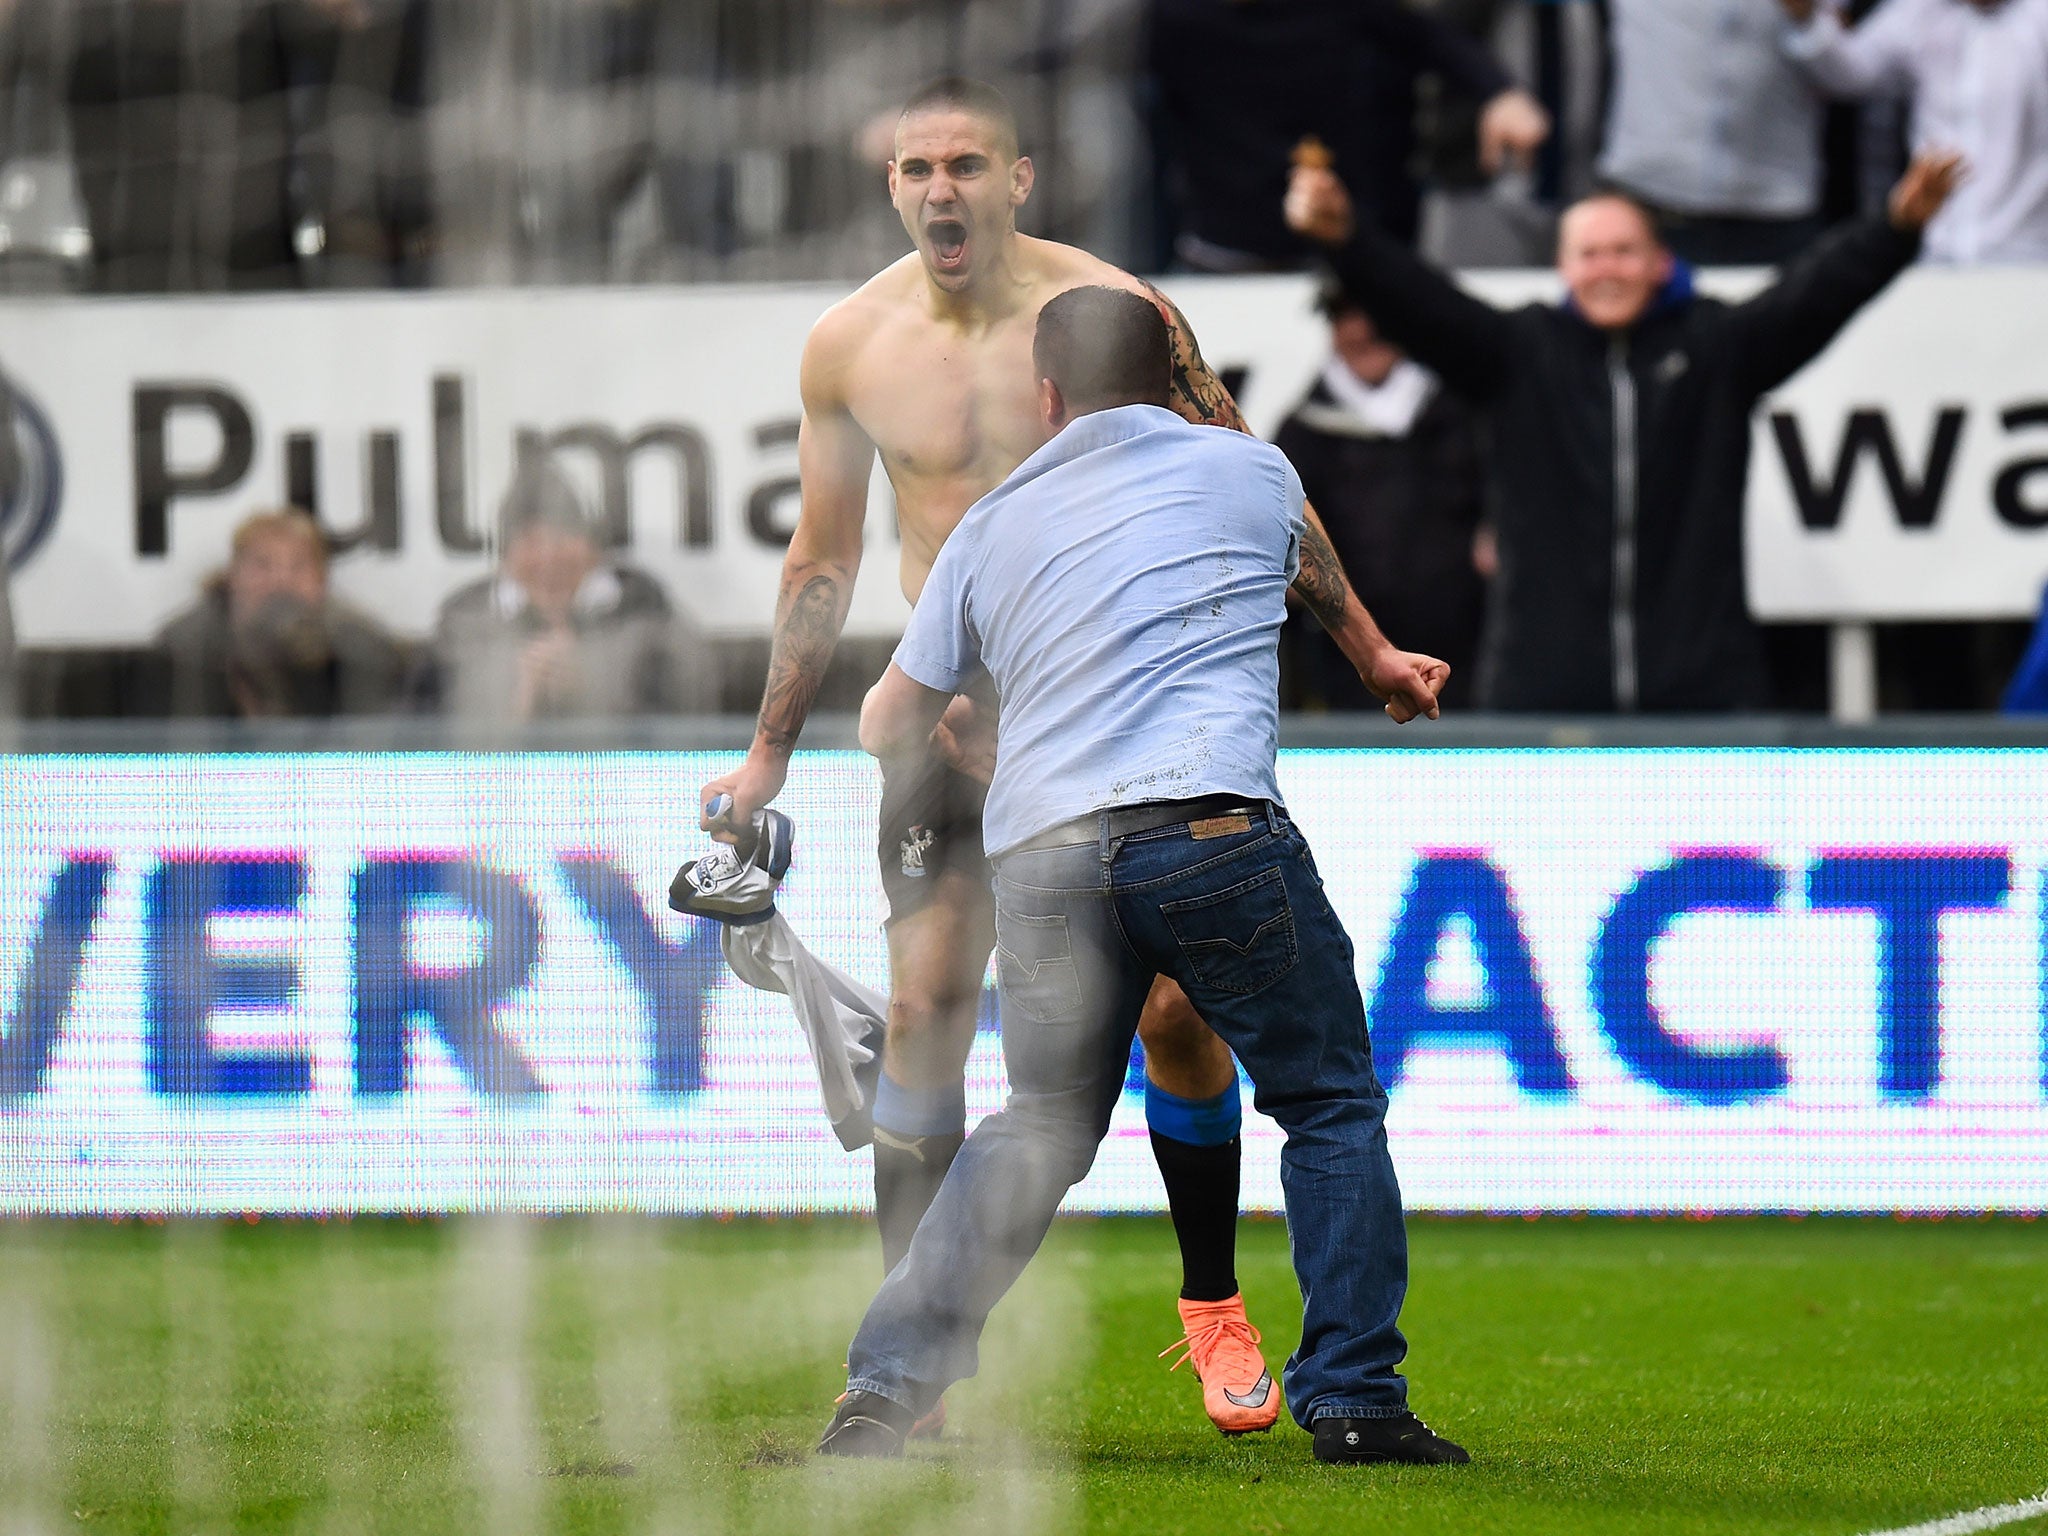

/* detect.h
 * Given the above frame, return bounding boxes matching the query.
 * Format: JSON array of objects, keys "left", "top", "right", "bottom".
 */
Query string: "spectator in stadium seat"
[
  {"left": 1779, "top": 0, "right": 2048, "bottom": 264},
  {"left": 1598, "top": 0, "right": 1829, "bottom": 266},
  {"left": 153, "top": 508, "right": 407, "bottom": 717},
  {"left": 1274, "top": 279, "right": 1485, "bottom": 711},
  {"left": 1147, "top": 0, "right": 1550, "bottom": 269},
  {"left": 422, "top": 461, "right": 713, "bottom": 721},
  {"left": 1284, "top": 146, "right": 1961, "bottom": 712}
]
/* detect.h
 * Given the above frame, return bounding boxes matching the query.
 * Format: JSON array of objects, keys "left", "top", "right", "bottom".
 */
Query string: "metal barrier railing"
[{"left": 3, "top": 712, "right": 2046, "bottom": 755}]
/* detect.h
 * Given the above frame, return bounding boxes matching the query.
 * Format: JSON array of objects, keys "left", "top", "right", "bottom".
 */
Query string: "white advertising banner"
[
  {"left": 0, "top": 277, "right": 1335, "bottom": 647},
  {"left": 1, "top": 264, "right": 2044, "bottom": 643},
  {"left": 1744, "top": 265, "right": 2048, "bottom": 621},
  {"left": 0, "top": 285, "right": 913, "bottom": 645},
  {"left": 2, "top": 747, "right": 2043, "bottom": 1215}
]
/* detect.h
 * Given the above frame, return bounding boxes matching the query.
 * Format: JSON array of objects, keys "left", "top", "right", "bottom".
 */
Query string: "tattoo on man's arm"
[
  {"left": 1292, "top": 518, "right": 1354, "bottom": 634},
  {"left": 1140, "top": 280, "right": 1252, "bottom": 433},
  {"left": 756, "top": 570, "right": 846, "bottom": 751}
]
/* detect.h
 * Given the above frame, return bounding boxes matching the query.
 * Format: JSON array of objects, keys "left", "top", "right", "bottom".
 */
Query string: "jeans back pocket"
[
  {"left": 1161, "top": 866, "right": 1298, "bottom": 996},
  {"left": 994, "top": 907, "right": 1084, "bottom": 1023}
]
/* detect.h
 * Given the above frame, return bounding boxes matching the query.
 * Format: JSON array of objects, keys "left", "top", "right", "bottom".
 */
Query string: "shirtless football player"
[{"left": 699, "top": 78, "right": 1445, "bottom": 1438}]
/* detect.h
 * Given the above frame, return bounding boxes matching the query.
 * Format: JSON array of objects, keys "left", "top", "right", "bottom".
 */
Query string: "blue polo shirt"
[{"left": 893, "top": 403, "right": 1303, "bottom": 858}]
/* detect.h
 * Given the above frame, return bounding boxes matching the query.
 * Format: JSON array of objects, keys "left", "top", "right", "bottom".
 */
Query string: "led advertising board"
[{"left": 1, "top": 750, "right": 2042, "bottom": 1214}]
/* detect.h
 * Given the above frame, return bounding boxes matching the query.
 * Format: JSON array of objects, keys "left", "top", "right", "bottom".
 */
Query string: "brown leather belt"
[{"left": 1006, "top": 795, "right": 1269, "bottom": 857}]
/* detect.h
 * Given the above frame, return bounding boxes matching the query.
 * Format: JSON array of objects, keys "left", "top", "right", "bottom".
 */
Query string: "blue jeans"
[{"left": 844, "top": 804, "right": 1410, "bottom": 1428}]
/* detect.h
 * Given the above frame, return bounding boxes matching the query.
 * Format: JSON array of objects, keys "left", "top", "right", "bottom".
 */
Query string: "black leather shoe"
[
  {"left": 817, "top": 1390, "right": 917, "bottom": 1458},
  {"left": 1312, "top": 1412, "right": 1470, "bottom": 1465}
]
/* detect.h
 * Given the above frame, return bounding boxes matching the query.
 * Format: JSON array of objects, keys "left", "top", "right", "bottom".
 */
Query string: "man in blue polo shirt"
[{"left": 819, "top": 284, "right": 1463, "bottom": 1467}]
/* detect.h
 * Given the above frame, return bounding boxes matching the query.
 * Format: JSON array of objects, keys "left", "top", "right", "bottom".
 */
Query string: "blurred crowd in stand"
[
  {"left": 0, "top": 0, "right": 2043, "bottom": 722},
  {"left": 124, "top": 469, "right": 711, "bottom": 723},
  {"left": 0, "top": 0, "right": 1161, "bottom": 290}
]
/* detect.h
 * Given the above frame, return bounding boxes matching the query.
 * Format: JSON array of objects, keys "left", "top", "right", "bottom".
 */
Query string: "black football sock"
[{"left": 1149, "top": 1130, "right": 1243, "bottom": 1303}]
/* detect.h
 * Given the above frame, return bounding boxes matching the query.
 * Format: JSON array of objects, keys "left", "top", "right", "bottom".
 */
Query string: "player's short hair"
[
  {"left": 1034, "top": 286, "right": 1172, "bottom": 415},
  {"left": 897, "top": 76, "right": 1020, "bottom": 159}
]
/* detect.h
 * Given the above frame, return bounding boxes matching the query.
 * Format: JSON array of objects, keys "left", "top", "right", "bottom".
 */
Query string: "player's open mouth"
[{"left": 928, "top": 220, "right": 968, "bottom": 270}]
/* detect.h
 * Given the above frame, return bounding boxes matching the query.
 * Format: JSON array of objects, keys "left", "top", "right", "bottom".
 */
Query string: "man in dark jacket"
[
  {"left": 1284, "top": 148, "right": 1963, "bottom": 712},
  {"left": 1149, "top": 0, "right": 1548, "bottom": 270}
]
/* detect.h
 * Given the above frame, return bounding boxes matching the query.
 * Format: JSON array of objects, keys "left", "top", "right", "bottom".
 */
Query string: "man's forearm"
[
  {"left": 753, "top": 559, "right": 855, "bottom": 759},
  {"left": 1294, "top": 507, "right": 1392, "bottom": 668},
  {"left": 858, "top": 664, "right": 952, "bottom": 763}
]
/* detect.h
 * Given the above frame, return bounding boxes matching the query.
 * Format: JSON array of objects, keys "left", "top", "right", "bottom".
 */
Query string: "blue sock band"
[
  {"left": 1144, "top": 1078, "right": 1242, "bottom": 1147},
  {"left": 873, "top": 1071, "right": 968, "bottom": 1140}
]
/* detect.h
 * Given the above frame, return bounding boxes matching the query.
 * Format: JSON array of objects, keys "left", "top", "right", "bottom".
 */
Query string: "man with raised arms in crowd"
[
  {"left": 698, "top": 77, "right": 1442, "bottom": 1437},
  {"left": 1280, "top": 142, "right": 1963, "bottom": 712}
]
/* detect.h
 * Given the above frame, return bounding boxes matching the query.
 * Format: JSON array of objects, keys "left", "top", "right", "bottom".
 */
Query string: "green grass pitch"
[{"left": 1, "top": 1215, "right": 2044, "bottom": 1535}]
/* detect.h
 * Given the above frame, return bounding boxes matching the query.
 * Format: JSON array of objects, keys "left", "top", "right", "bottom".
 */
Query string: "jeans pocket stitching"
[
  {"left": 1189, "top": 909, "right": 1294, "bottom": 960},
  {"left": 1160, "top": 868, "right": 1300, "bottom": 997},
  {"left": 995, "top": 911, "right": 1083, "bottom": 1023}
]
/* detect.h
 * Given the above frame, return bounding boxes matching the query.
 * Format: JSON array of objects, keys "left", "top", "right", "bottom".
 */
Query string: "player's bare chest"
[{"left": 846, "top": 324, "right": 1045, "bottom": 481}]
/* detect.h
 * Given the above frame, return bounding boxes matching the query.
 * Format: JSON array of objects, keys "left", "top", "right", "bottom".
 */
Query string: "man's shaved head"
[
  {"left": 897, "top": 76, "right": 1019, "bottom": 160},
  {"left": 1034, "top": 286, "right": 1171, "bottom": 416}
]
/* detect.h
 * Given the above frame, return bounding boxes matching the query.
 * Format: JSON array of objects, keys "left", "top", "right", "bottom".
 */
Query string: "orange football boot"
[
  {"left": 908, "top": 1397, "right": 947, "bottom": 1441},
  {"left": 1160, "top": 1294, "right": 1280, "bottom": 1435}
]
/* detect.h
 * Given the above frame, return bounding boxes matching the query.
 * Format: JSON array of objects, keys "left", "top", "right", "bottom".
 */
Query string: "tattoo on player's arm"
[
  {"left": 1141, "top": 280, "right": 1252, "bottom": 434},
  {"left": 757, "top": 571, "right": 845, "bottom": 752},
  {"left": 1292, "top": 517, "right": 1354, "bottom": 634}
]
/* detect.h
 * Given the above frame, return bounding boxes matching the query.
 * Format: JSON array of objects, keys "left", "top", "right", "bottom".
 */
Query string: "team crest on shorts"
[{"left": 900, "top": 825, "right": 937, "bottom": 877}]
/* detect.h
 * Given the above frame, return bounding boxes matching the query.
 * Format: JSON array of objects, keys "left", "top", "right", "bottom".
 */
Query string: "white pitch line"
[{"left": 1858, "top": 1491, "right": 2048, "bottom": 1536}]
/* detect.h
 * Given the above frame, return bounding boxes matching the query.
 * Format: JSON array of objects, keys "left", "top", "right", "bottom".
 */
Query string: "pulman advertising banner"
[
  {"left": 2, "top": 748, "right": 2043, "bottom": 1215},
  {"left": 1, "top": 266, "right": 2044, "bottom": 643},
  {"left": 0, "top": 285, "right": 903, "bottom": 645}
]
